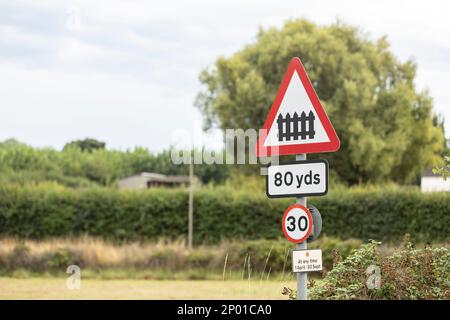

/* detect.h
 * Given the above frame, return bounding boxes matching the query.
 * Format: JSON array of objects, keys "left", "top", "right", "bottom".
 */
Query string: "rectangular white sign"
[
  {"left": 292, "top": 249, "right": 323, "bottom": 273},
  {"left": 266, "top": 160, "right": 328, "bottom": 198}
]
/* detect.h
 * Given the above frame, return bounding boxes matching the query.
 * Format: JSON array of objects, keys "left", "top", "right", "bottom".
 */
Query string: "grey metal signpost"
[
  {"left": 295, "top": 153, "right": 308, "bottom": 300},
  {"left": 256, "top": 57, "right": 340, "bottom": 301}
]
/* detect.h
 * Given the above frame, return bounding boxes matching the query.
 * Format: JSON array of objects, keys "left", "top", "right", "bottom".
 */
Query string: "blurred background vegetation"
[
  {"left": 1, "top": 20, "right": 448, "bottom": 190},
  {"left": 0, "top": 19, "right": 449, "bottom": 292},
  {"left": 196, "top": 19, "right": 448, "bottom": 184},
  {"left": 0, "top": 138, "right": 230, "bottom": 188}
]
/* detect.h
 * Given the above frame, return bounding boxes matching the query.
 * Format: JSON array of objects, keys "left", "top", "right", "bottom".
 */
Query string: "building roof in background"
[
  {"left": 422, "top": 168, "right": 441, "bottom": 177},
  {"left": 121, "top": 172, "right": 192, "bottom": 183}
]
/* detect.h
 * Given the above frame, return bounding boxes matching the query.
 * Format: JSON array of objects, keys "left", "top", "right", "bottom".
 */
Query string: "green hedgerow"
[{"left": 0, "top": 184, "right": 449, "bottom": 243}]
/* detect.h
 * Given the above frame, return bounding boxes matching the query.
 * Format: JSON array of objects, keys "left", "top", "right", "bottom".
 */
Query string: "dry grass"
[
  {"left": 0, "top": 236, "right": 304, "bottom": 278},
  {"left": 0, "top": 236, "right": 182, "bottom": 267},
  {"left": 2, "top": 236, "right": 442, "bottom": 279},
  {"left": 0, "top": 236, "right": 229, "bottom": 270},
  {"left": 0, "top": 277, "right": 296, "bottom": 300}
]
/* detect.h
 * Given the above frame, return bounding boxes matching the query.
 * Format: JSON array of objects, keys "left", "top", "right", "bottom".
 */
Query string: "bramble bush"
[
  {"left": 0, "top": 183, "right": 448, "bottom": 242},
  {"left": 301, "top": 237, "right": 450, "bottom": 300}
]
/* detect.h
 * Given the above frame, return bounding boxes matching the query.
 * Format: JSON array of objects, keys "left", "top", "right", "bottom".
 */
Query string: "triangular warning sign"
[{"left": 256, "top": 57, "right": 340, "bottom": 157}]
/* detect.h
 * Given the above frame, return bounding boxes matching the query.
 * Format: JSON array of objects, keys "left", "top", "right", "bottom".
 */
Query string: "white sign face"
[
  {"left": 282, "top": 204, "right": 312, "bottom": 243},
  {"left": 256, "top": 57, "right": 340, "bottom": 157},
  {"left": 292, "top": 249, "right": 323, "bottom": 273},
  {"left": 263, "top": 71, "right": 330, "bottom": 147},
  {"left": 267, "top": 160, "right": 328, "bottom": 198}
]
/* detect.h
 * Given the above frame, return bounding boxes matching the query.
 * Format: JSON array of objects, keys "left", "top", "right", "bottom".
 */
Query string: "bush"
[
  {"left": 0, "top": 184, "right": 448, "bottom": 242},
  {"left": 306, "top": 239, "right": 450, "bottom": 300},
  {"left": 44, "top": 248, "right": 77, "bottom": 269},
  {"left": 309, "top": 236, "right": 362, "bottom": 272}
]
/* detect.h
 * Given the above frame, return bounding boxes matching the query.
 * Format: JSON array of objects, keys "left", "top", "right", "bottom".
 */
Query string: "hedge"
[{"left": 0, "top": 184, "right": 448, "bottom": 243}]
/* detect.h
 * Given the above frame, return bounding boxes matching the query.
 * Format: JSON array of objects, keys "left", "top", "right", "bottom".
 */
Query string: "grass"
[
  {"left": 0, "top": 277, "right": 296, "bottom": 300},
  {"left": 3, "top": 268, "right": 302, "bottom": 281},
  {"left": 0, "top": 236, "right": 365, "bottom": 276},
  {"left": 0, "top": 236, "right": 195, "bottom": 269},
  {"left": 1, "top": 236, "right": 446, "bottom": 279},
  {"left": 1, "top": 236, "right": 446, "bottom": 299}
]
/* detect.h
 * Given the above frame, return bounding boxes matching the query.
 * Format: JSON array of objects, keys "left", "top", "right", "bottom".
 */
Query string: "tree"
[
  {"left": 195, "top": 19, "right": 445, "bottom": 184},
  {"left": 63, "top": 138, "right": 106, "bottom": 152},
  {"left": 433, "top": 156, "right": 450, "bottom": 180}
]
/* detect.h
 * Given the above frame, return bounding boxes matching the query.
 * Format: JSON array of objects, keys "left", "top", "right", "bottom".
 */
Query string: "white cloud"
[
  {"left": 56, "top": 37, "right": 114, "bottom": 64},
  {"left": 0, "top": 0, "right": 449, "bottom": 152},
  {"left": 0, "top": 61, "right": 205, "bottom": 150}
]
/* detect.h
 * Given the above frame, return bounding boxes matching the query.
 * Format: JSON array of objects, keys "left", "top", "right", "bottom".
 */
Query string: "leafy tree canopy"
[
  {"left": 195, "top": 19, "right": 445, "bottom": 184},
  {"left": 0, "top": 140, "right": 229, "bottom": 187},
  {"left": 63, "top": 138, "right": 106, "bottom": 152}
]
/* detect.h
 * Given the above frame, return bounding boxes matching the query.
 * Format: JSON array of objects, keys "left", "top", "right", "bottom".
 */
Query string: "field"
[{"left": 0, "top": 278, "right": 295, "bottom": 300}]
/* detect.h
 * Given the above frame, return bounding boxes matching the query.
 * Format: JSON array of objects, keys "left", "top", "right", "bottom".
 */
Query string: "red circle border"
[{"left": 281, "top": 204, "right": 313, "bottom": 244}]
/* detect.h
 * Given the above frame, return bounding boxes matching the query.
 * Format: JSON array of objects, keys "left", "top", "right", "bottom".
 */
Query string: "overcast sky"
[{"left": 0, "top": 0, "right": 449, "bottom": 151}]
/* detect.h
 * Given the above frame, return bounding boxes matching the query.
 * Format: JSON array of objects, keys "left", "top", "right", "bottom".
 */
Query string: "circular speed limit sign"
[{"left": 281, "top": 204, "right": 313, "bottom": 243}]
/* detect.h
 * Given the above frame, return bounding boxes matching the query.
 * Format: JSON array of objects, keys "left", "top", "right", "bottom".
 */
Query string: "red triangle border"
[{"left": 256, "top": 57, "right": 340, "bottom": 157}]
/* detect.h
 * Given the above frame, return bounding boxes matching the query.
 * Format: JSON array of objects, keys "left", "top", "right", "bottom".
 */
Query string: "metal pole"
[
  {"left": 296, "top": 154, "right": 307, "bottom": 300},
  {"left": 188, "top": 154, "right": 194, "bottom": 250}
]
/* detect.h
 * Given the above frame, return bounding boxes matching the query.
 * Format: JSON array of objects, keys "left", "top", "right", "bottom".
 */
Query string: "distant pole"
[
  {"left": 188, "top": 151, "right": 194, "bottom": 250},
  {"left": 296, "top": 153, "right": 307, "bottom": 300}
]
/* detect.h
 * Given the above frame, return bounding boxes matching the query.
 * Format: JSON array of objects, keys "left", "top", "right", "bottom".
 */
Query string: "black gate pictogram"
[{"left": 277, "top": 111, "right": 315, "bottom": 142}]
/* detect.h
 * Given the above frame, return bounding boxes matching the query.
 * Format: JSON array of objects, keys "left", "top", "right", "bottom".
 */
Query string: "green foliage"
[
  {"left": 433, "top": 156, "right": 450, "bottom": 180},
  {"left": 0, "top": 184, "right": 448, "bottom": 243},
  {"left": 196, "top": 19, "right": 445, "bottom": 184},
  {"left": 63, "top": 138, "right": 106, "bottom": 152},
  {"left": 0, "top": 140, "right": 229, "bottom": 186},
  {"left": 307, "top": 240, "right": 450, "bottom": 300},
  {"left": 45, "top": 248, "right": 76, "bottom": 269},
  {"left": 309, "top": 236, "right": 362, "bottom": 272}
]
